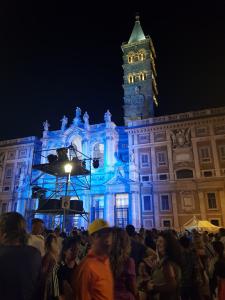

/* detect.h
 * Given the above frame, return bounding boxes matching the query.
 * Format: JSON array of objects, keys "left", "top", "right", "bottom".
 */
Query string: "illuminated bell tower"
[{"left": 122, "top": 15, "right": 158, "bottom": 125}]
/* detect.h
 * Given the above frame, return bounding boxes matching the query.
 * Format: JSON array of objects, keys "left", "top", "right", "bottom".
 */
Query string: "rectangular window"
[
  {"left": 158, "top": 174, "right": 168, "bottom": 181},
  {"left": 207, "top": 193, "right": 217, "bottom": 209},
  {"left": 5, "top": 167, "right": 13, "bottom": 179},
  {"left": 115, "top": 193, "right": 129, "bottom": 228},
  {"left": 138, "top": 134, "right": 150, "bottom": 144},
  {"left": 143, "top": 195, "right": 152, "bottom": 211},
  {"left": 160, "top": 194, "right": 170, "bottom": 211},
  {"left": 219, "top": 145, "right": 225, "bottom": 161},
  {"left": 162, "top": 219, "right": 171, "bottom": 228},
  {"left": 7, "top": 151, "right": 16, "bottom": 160},
  {"left": 156, "top": 151, "right": 167, "bottom": 166},
  {"left": 19, "top": 149, "right": 27, "bottom": 158},
  {"left": 210, "top": 219, "right": 220, "bottom": 226},
  {"left": 92, "top": 195, "right": 104, "bottom": 220},
  {"left": 3, "top": 186, "right": 10, "bottom": 192},
  {"left": 196, "top": 127, "right": 208, "bottom": 137},
  {"left": 141, "top": 154, "right": 150, "bottom": 167},
  {"left": 141, "top": 175, "right": 150, "bottom": 182},
  {"left": 203, "top": 170, "right": 213, "bottom": 177},
  {"left": 199, "top": 147, "right": 211, "bottom": 162}
]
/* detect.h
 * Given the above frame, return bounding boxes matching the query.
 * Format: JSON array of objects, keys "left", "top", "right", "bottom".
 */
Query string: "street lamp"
[
  {"left": 64, "top": 163, "right": 73, "bottom": 174},
  {"left": 63, "top": 163, "right": 73, "bottom": 232}
]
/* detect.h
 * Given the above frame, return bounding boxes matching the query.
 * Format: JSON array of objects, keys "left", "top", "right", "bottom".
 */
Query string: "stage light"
[
  {"left": 92, "top": 159, "right": 99, "bottom": 169},
  {"left": 57, "top": 148, "right": 68, "bottom": 161},
  {"left": 47, "top": 154, "right": 58, "bottom": 164},
  {"left": 64, "top": 163, "right": 73, "bottom": 173}
]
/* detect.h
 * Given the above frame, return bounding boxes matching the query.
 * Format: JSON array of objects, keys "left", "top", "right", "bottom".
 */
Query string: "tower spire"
[{"left": 128, "top": 13, "right": 146, "bottom": 43}]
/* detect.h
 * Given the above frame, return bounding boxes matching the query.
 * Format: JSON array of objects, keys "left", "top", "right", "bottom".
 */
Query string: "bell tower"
[{"left": 122, "top": 15, "right": 158, "bottom": 125}]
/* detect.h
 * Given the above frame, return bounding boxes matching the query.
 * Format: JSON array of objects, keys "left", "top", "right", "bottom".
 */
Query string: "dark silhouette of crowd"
[{"left": 0, "top": 212, "right": 225, "bottom": 300}]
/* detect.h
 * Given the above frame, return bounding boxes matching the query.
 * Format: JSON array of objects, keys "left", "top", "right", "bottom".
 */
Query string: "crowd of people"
[{"left": 0, "top": 212, "right": 225, "bottom": 300}]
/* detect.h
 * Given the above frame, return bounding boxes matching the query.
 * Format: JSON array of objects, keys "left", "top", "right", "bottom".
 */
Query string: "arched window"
[
  {"left": 140, "top": 73, "right": 146, "bottom": 81},
  {"left": 127, "top": 52, "right": 135, "bottom": 64},
  {"left": 176, "top": 169, "right": 193, "bottom": 179},
  {"left": 138, "top": 50, "right": 146, "bottom": 61},
  {"left": 93, "top": 143, "right": 104, "bottom": 168},
  {"left": 128, "top": 75, "right": 134, "bottom": 83},
  {"left": 128, "top": 56, "right": 133, "bottom": 63}
]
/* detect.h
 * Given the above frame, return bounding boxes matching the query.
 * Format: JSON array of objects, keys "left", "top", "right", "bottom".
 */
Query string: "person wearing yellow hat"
[{"left": 72, "top": 219, "right": 113, "bottom": 300}]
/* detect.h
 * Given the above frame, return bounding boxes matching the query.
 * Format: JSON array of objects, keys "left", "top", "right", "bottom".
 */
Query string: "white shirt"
[{"left": 28, "top": 234, "right": 45, "bottom": 257}]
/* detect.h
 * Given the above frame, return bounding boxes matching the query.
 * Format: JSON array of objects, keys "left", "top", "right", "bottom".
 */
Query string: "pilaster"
[
  {"left": 171, "top": 192, "right": 179, "bottom": 229},
  {"left": 219, "top": 190, "right": 225, "bottom": 226},
  {"left": 198, "top": 191, "right": 207, "bottom": 219}
]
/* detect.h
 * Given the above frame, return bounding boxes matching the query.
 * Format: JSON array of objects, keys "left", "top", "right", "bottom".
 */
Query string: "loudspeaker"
[
  {"left": 61, "top": 196, "right": 70, "bottom": 209},
  {"left": 70, "top": 200, "right": 83, "bottom": 212},
  {"left": 38, "top": 199, "right": 60, "bottom": 210}
]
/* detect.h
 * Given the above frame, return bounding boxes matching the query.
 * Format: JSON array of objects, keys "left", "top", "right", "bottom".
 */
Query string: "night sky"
[{"left": 1, "top": 1, "right": 225, "bottom": 140}]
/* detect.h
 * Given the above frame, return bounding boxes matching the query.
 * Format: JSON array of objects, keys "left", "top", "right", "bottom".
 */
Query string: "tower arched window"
[
  {"left": 127, "top": 52, "right": 135, "bottom": 64},
  {"left": 140, "top": 73, "right": 147, "bottom": 81},
  {"left": 128, "top": 75, "right": 134, "bottom": 84},
  {"left": 138, "top": 50, "right": 146, "bottom": 61},
  {"left": 128, "top": 56, "right": 133, "bottom": 63},
  {"left": 93, "top": 143, "right": 104, "bottom": 168}
]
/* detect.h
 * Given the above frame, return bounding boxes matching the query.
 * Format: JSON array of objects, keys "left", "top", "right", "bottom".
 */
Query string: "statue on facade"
[
  {"left": 170, "top": 128, "right": 191, "bottom": 148},
  {"left": 43, "top": 120, "right": 50, "bottom": 131},
  {"left": 104, "top": 110, "right": 112, "bottom": 123},
  {"left": 60, "top": 115, "right": 68, "bottom": 131},
  {"left": 73, "top": 107, "right": 82, "bottom": 126},
  {"left": 76, "top": 107, "right": 81, "bottom": 119},
  {"left": 83, "top": 111, "right": 90, "bottom": 129}
]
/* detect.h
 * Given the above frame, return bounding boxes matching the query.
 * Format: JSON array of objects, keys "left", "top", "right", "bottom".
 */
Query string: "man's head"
[
  {"left": 31, "top": 218, "right": 44, "bottom": 235},
  {"left": 0, "top": 212, "right": 27, "bottom": 245},
  {"left": 125, "top": 224, "right": 136, "bottom": 237},
  {"left": 88, "top": 219, "right": 112, "bottom": 256}
]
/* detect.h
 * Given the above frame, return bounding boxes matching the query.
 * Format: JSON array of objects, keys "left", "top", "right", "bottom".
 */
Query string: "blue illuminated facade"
[{"left": 0, "top": 16, "right": 157, "bottom": 229}]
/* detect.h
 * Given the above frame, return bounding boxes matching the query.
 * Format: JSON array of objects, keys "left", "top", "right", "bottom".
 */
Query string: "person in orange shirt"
[{"left": 72, "top": 219, "right": 113, "bottom": 300}]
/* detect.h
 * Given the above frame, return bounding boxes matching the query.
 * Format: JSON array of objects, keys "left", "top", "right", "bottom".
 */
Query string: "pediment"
[{"left": 106, "top": 174, "right": 135, "bottom": 186}]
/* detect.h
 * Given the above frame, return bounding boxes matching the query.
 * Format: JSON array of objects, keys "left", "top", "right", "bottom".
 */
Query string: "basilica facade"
[{"left": 0, "top": 16, "right": 225, "bottom": 230}]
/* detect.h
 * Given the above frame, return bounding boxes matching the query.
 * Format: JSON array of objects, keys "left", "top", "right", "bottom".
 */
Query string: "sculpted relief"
[{"left": 170, "top": 128, "right": 191, "bottom": 148}]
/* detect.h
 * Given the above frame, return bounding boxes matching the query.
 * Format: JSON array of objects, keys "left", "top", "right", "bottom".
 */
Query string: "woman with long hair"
[
  {"left": 0, "top": 212, "right": 41, "bottom": 300},
  {"left": 145, "top": 230, "right": 182, "bottom": 300},
  {"left": 110, "top": 227, "right": 138, "bottom": 300},
  {"left": 41, "top": 233, "right": 60, "bottom": 300},
  {"left": 58, "top": 237, "right": 80, "bottom": 300}
]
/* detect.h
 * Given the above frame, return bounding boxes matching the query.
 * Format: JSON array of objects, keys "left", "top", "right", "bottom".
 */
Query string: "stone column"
[
  {"left": 105, "top": 193, "right": 115, "bottom": 226},
  {"left": 198, "top": 191, "right": 207, "bottom": 219},
  {"left": 171, "top": 192, "right": 179, "bottom": 230},
  {"left": 150, "top": 146, "right": 157, "bottom": 182},
  {"left": 167, "top": 142, "right": 174, "bottom": 180},
  {"left": 192, "top": 139, "right": 201, "bottom": 178},
  {"left": 131, "top": 191, "right": 141, "bottom": 229},
  {"left": 105, "top": 130, "right": 115, "bottom": 170},
  {"left": 80, "top": 190, "right": 90, "bottom": 228},
  {"left": 210, "top": 134, "right": 220, "bottom": 176},
  {"left": 219, "top": 190, "right": 225, "bottom": 226},
  {"left": 82, "top": 136, "right": 90, "bottom": 169}
]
